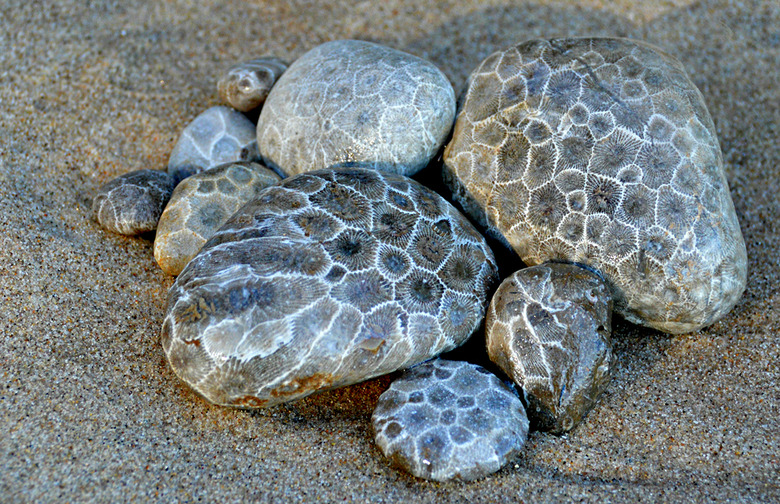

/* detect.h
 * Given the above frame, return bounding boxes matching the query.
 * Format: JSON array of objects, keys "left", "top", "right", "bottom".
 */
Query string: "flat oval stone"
[
  {"left": 92, "top": 169, "right": 175, "bottom": 235},
  {"left": 161, "top": 167, "right": 498, "bottom": 408},
  {"left": 168, "top": 106, "right": 259, "bottom": 184},
  {"left": 217, "top": 57, "right": 288, "bottom": 112},
  {"left": 486, "top": 263, "right": 613, "bottom": 433},
  {"left": 154, "top": 161, "right": 281, "bottom": 276},
  {"left": 372, "top": 359, "right": 528, "bottom": 482},
  {"left": 443, "top": 37, "right": 747, "bottom": 334},
  {"left": 256, "top": 39, "right": 456, "bottom": 177}
]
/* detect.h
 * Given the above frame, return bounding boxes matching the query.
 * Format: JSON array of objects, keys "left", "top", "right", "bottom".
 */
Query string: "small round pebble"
[
  {"left": 92, "top": 169, "right": 175, "bottom": 235},
  {"left": 154, "top": 161, "right": 281, "bottom": 276},
  {"left": 486, "top": 263, "right": 613, "bottom": 433},
  {"left": 167, "top": 106, "right": 259, "bottom": 184},
  {"left": 372, "top": 359, "right": 528, "bottom": 482},
  {"left": 256, "top": 39, "right": 456, "bottom": 177},
  {"left": 217, "top": 57, "right": 288, "bottom": 112}
]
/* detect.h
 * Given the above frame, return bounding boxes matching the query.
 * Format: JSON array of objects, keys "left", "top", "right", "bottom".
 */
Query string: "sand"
[{"left": 1, "top": 0, "right": 778, "bottom": 502}]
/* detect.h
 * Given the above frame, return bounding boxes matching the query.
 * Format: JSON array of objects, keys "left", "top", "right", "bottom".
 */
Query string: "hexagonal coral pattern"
[
  {"left": 443, "top": 37, "right": 747, "bottom": 333},
  {"left": 256, "top": 40, "right": 455, "bottom": 177},
  {"left": 161, "top": 167, "right": 497, "bottom": 408},
  {"left": 372, "top": 359, "right": 528, "bottom": 482}
]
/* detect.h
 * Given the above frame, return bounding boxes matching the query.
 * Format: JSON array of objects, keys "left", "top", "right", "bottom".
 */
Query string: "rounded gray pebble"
[
  {"left": 486, "top": 263, "right": 613, "bottom": 433},
  {"left": 92, "top": 169, "right": 175, "bottom": 235},
  {"left": 372, "top": 359, "right": 529, "bottom": 482},
  {"left": 257, "top": 39, "right": 456, "bottom": 177},
  {"left": 168, "top": 106, "right": 259, "bottom": 184},
  {"left": 217, "top": 57, "right": 288, "bottom": 112}
]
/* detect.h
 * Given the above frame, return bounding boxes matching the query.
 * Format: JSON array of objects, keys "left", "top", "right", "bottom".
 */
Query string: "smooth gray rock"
[
  {"left": 168, "top": 106, "right": 259, "bottom": 184},
  {"left": 372, "top": 359, "right": 529, "bottom": 482},
  {"left": 161, "top": 167, "right": 498, "bottom": 408},
  {"left": 92, "top": 169, "right": 175, "bottom": 235},
  {"left": 486, "top": 263, "right": 613, "bottom": 433},
  {"left": 443, "top": 37, "right": 747, "bottom": 334},
  {"left": 256, "top": 39, "right": 456, "bottom": 177}
]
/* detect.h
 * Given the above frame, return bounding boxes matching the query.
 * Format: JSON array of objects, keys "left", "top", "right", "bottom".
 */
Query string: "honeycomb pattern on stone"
[
  {"left": 92, "top": 169, "right": 175, "bottom": 235},
  {"left": 486, "top": 263, "right": 612, "bottom": 433},
  {"left": 372, "top": 359, "right": 528, "bottom": 482},
  {"left": 443, "top": 37, "right": 747, "bottom": 334},
  {"left": 154, "top": 161, "right": 281, "bottom": 276},
  {"left": 168, "top": 106, "right": 259, "bottom": 185},
  {"left": 256, "top": 40, "right": 456, "bottom": 177},
  {"left": 161, "top": 167, "right": 498, "bottom": 408},
  {"left": 217, "top": 57, "right": 288, "bottom": 113}
]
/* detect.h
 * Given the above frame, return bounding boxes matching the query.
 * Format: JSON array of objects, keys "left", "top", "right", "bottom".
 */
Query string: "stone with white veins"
[
  {"left": 217, "top": 57, "right": 288, "bottom": 113},
  {"left": 486, "top": 263, "right": 613, "bottom": 433},
  {"left": 256, "top": 39, "right": 456, "bottom": 177},
  {"left": 161, "top": 167, "right": 497, "bottom": 408},
  {"left": 92, "top": 169, "right": 175, "bottom": 235},
  {"left": 372, "top": 359, "right": 529, "bottom": 482},
  {"left": 443, "top": 37, "right": 747, "bottom": 334},
  {"left": 154, "top": 161, "right": 281, "bottom": 276},
  {"left": 168, "top": 106, "right": 259, "bottom": 184}
]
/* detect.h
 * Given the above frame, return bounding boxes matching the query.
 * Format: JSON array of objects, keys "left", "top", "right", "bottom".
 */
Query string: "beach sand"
[{"left": 1, "top": 0, "right": 778, "bottom": 501}]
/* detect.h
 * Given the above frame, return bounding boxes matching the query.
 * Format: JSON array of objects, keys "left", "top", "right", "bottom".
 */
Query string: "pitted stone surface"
[
  {"left": 443, "top": 37, "right": 747, "bottom": 334},
  {"left": 92, "top": 169, "right": 175, "bottom": 235},
  {"left": 372, "top": 359, "right": 528, "bottom": 482},
  {"left": 161, "top": 167, "right": 498, "bottom": 408},
  {"left": 168, "top": 106, "right": 259, "bottom": 184},
  {"left": 256, "top": 39, "right": 456, "bottom": 177},
  {"left": 154, "top": 161, "right": 281, "bottom": 276},
  {"left": 217, "top": 57, "right": 288, "bottom": 112},
  {"left": 486, "top": 263, "right": 613, "bottom": 433}
]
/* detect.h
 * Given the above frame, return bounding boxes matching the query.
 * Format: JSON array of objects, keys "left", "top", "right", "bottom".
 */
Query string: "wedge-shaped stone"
[{"left": 486, "top": 263, "right": 612, "bottom": 433}]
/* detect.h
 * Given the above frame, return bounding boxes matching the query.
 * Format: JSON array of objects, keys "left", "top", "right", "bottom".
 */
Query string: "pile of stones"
[{"left": 93, "top": 38, "right": 747, "bottom": 482}]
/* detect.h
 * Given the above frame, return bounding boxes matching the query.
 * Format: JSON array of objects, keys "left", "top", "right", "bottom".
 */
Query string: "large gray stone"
[
  {"left": 161, "top": 167, "right": 497, "bottom": 408},
  {"left": 443, "top": 37, "right": 747, "bottom": 334},
  {"left": 256, "top": 40, "right": 455, "bottom": 177}
]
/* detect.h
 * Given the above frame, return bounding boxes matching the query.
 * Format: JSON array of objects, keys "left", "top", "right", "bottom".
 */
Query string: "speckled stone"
[
  {"left": 486, "top": 263, "right": 613, "bottom": 433},
  {"left": 443, "top": 37, "right": 747, "bottom": 334},
  {"left": 92, "top": 169, "right": 175, "bottom": 235},
  {"left": 217, "top": 57, "right": 288, "bottom": 113},
  {"left": 168, "top": 106, "right": 260, "bottom": 184},
  {"left": 161, "top": 167, "right": 498, "bottom": 408},
  {"left": 372, "top": 359, "right": 528, "bottom": 482},
  {"left": 154, "top": 161, "right": 281, "bottom": 276},
  {"left": 256, "top": 39, "right": 456, "bottom": 177}
]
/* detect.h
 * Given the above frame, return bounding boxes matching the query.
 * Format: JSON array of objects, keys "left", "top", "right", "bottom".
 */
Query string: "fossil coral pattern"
[
  {"left": 154, "top": 161, "right": 281, "bottom": 276},
  {"left": 443, "top": 37, "right": 747, "bottom": 333},
  {"left": 372, "top": 359, "right": 528, "bottom": 482},
  {"left": 486, "top": 263, "right": 613, "bottom": 433},
  {"left": 257, "top": 40, "right": 455, "bottom": 177},
  {"left": 161, "top": 167, "right": 497, "bottom": 408}
]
